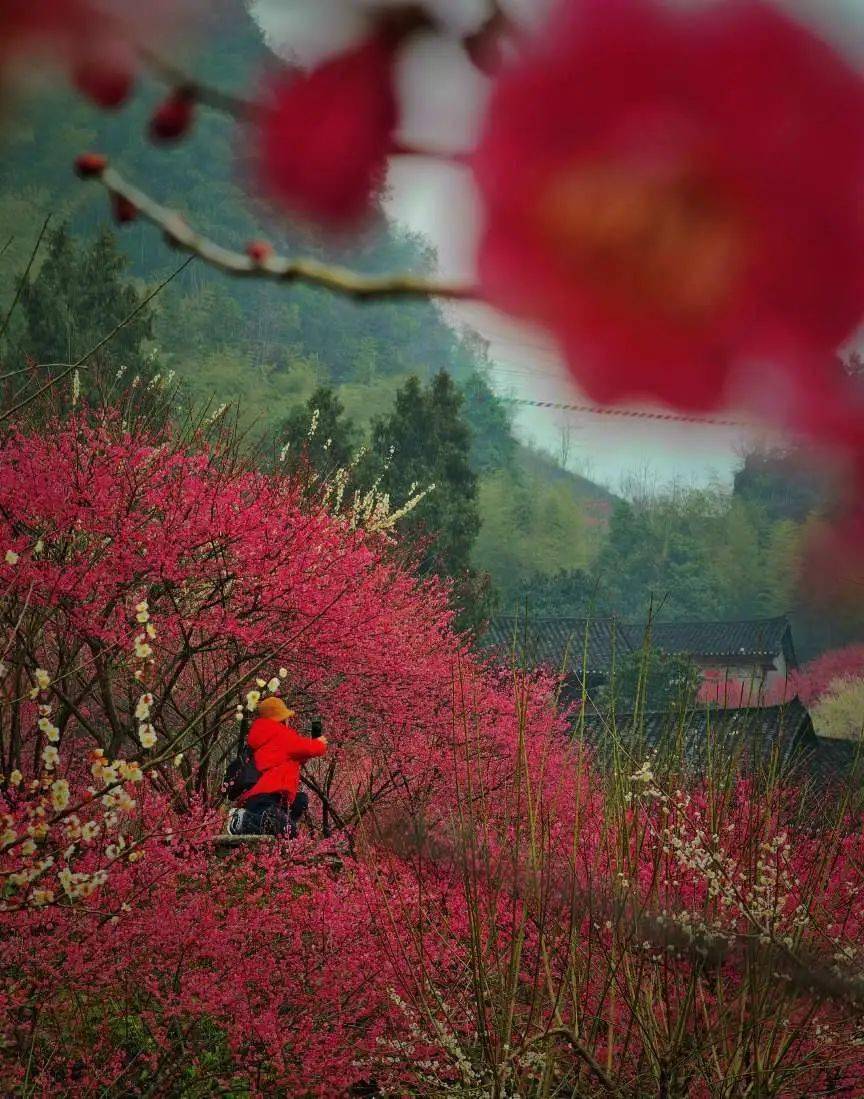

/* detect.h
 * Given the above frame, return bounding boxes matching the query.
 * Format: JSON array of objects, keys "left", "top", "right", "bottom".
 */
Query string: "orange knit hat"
[{"left": 256, "top": 696, "right": 294, "bottom": 722}]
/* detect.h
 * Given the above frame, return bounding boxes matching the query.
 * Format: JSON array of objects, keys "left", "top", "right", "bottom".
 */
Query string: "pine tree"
[
  {"left": 367, "top": 371, "right": 480, "bottom": 579},
  {"left": 14, "top": 224, "right": 152, "bottom": 375},
  {"left": 278, "top": 386, "right": 358, "bottom": 477}
]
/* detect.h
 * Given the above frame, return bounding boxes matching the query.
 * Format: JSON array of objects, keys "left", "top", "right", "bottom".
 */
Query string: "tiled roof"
[
  {"left": 577, "top": 697, "right": 861, "bottom": 795},
  {"left": 483, "top": 616, "right": 632, "bottom": 675},
  {"left": 803, "top": 737, "right": 864, "bottom": 796},
  {"left": 483, "top": 615, "right": 796, "bottom": 674},
  {"left": 637, "top": 617, "right": 795, "bottom": 663},
  {"left": 576, "top": 694, "right": 813, "bottom": 773}
]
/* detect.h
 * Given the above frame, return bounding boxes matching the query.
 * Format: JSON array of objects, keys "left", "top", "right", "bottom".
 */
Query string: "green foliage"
[
  {"left": 598, "top": 646, "right": 700, "bottom": 713},
  {"left": 366, "top": 371, "right": 480, "bottom": 579},
  {"left": 811, "top": 677, "right": 864, "bottom": 740},
  {"left": 474, "top": 469, "right": 596, "bottom": 599},
  {"left": 506, "top": 569, "right": 599, "bottom": 618},
  {"left": 597, "top": 496, "right": 719, "bottom": 620},
  {"left": 460, "top": 369, "right": 517, "bottom": 473},
  {"left": 733, "top": 445, "right": 829, "bottom": 523},
  {"left": 10, "top": 224, "right": 152, "bottom": 373},
  {"left": 595, "top": 490, "right": 803, "bottom": 623},
  {"left": 278, "top": 386, "right": 358, "bottom": 478}
]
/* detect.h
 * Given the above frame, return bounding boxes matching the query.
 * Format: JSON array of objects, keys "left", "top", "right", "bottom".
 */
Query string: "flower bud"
[
  {"left": 74, "top": 153, "right": 109, "bottom": 178},
  {"left": 149, "top": 88, "right": 196, "bottom": 143},
  {"left": 112, "top": 193, "right": 138, "bottom": 224}
]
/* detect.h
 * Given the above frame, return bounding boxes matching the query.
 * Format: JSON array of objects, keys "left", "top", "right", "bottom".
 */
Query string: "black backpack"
[{"left": 224, "top": 722, "right": 260, "bottom": 801}]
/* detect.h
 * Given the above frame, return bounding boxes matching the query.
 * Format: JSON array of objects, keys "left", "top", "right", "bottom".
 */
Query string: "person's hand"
[{"left": 318, "top": 736, "right": 328, "bottom": 749}]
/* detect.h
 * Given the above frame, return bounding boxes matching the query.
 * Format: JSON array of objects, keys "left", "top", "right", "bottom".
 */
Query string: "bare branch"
[
  {"left": 139, "top": 48, "right": 256, "bottom": 121},
  {"left": 80, "top": 165, "right": 476, "bottom": 302}
]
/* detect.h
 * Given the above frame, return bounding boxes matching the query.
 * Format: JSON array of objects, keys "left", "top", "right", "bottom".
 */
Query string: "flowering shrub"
[
  {"left": 788, "top": 644, "right": 864, "bottom": 705},
  {"left": 0, "top": 411, "right": 569, "bottom": 893},
  {"left": 810, "top": 677, "right": 864, "bottom": 741},
  {"left": 0, "top": 416, "right": 861, "bottom": 1092},
  {"left": 0, "top": 411, "right": 463, "bottom": 802},
  {"left": 4, "top": 710, "right": 864, "bottom": 1094}
]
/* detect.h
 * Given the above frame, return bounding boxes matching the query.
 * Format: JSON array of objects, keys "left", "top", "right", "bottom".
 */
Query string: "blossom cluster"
[{"left": 0, "top": 414, "right": 862, "bottom": 1090}]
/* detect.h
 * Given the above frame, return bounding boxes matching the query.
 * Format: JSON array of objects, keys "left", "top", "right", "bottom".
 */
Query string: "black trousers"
[{"left": 243, "top": 791, "right": 308, "bottom": 836}]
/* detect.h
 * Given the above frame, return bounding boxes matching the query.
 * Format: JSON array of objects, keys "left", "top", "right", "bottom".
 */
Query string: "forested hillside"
[
  {"left": 1, "top": 0, "right": 862, "bottom": 653},
  {"left": 0, "top": 0, "right": 614, "bottom": 620}
]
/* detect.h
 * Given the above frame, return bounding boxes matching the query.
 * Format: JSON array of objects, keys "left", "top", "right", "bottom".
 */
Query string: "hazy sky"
[{"left": 255, "top": 0, "right": 864, "bottom": 491}]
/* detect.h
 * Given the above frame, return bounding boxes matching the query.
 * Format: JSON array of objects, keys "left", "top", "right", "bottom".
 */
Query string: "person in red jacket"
[{"left": 231, "top": 696, "right": 327, "bottom": 837}]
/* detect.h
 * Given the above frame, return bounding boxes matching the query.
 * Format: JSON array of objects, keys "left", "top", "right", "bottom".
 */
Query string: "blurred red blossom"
[
  {"left": 0, "top": 1, "right": 198, "bottom": 109},
  {"left": 149, "top": 87, "right": 196, "bottom": 143},
  {"left": 73, "top": 152, "right": 108, "bottom": 177},
  {"left": 1, "top": 2, "right": 136, "bottom": 106},
  {"left": 472, "top": 0, "right": 864, "bottom": 417},
  {"left": 254, "top": 32, "right": 400, "bottom": 227}
]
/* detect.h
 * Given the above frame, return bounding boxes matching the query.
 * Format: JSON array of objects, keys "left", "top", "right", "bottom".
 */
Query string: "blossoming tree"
[{"left": 5, "top": 1, "right": 864, "bottom": 1094}]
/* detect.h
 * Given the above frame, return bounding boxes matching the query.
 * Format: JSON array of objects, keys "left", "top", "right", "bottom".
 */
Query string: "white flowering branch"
[{"left": 78, "top": 164, "right": 476, "bottom": 302}]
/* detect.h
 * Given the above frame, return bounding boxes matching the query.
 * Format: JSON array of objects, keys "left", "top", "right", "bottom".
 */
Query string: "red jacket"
[{"left": 240, "top": 717, "right": 327, "bottom": 803}]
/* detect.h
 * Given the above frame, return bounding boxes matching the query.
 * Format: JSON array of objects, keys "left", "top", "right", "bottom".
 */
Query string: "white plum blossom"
[
  {"left": 267, "top": 677, "right": 281, "bottom": 693},
  {"left": 97, "top": 763, "right": 118, "bottom": 786},
  {"left": 115, "top": 789, "right": 136, "bottom": 814},
  {"left": 34, "top": 668, "right": 51, "bottom": 690},
  {"left": 50, "top": 779, "right": 70, "bottom": 811},
  {"left": 138, "top": 724, "right": 157, "bottom": 749},
  {"left": 118, "top": 760, "right": 143, "bottom": 783},
  {"left": 630, "top": 760, "right": 655, "bottom": 784},
  {"left": 245, "top": 690, "right": 261, "bottom": 712},
  {"left": 38, "top": 717, "right": 60, "bottom": 743},
  {"left": 134, "top": 634, "right": 153, "bottom": 660},
  {"left": 135, "top": 693, "right": 154, "bottom": 720},
  {"left": 4, "top": 549, "right": 18, "bottom": 565},
  {"left": 41, "top": 745, "right": 59, "bottom": 770}
]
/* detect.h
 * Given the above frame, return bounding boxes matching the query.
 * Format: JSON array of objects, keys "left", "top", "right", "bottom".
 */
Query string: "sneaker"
[{"left": 227, "top": 807, "right": 246, "bottom": 836}]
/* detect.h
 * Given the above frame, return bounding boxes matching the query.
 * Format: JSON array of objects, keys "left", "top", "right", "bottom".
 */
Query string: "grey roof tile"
[
  {"left": 577, "top": 698, "right": 861, "bottom": 797},
  {"left": 483, "top": 616, "right": 632, "bottom": 674},
  {"left": 483, "top": 615, "right": 796, "bottom": 673}
]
